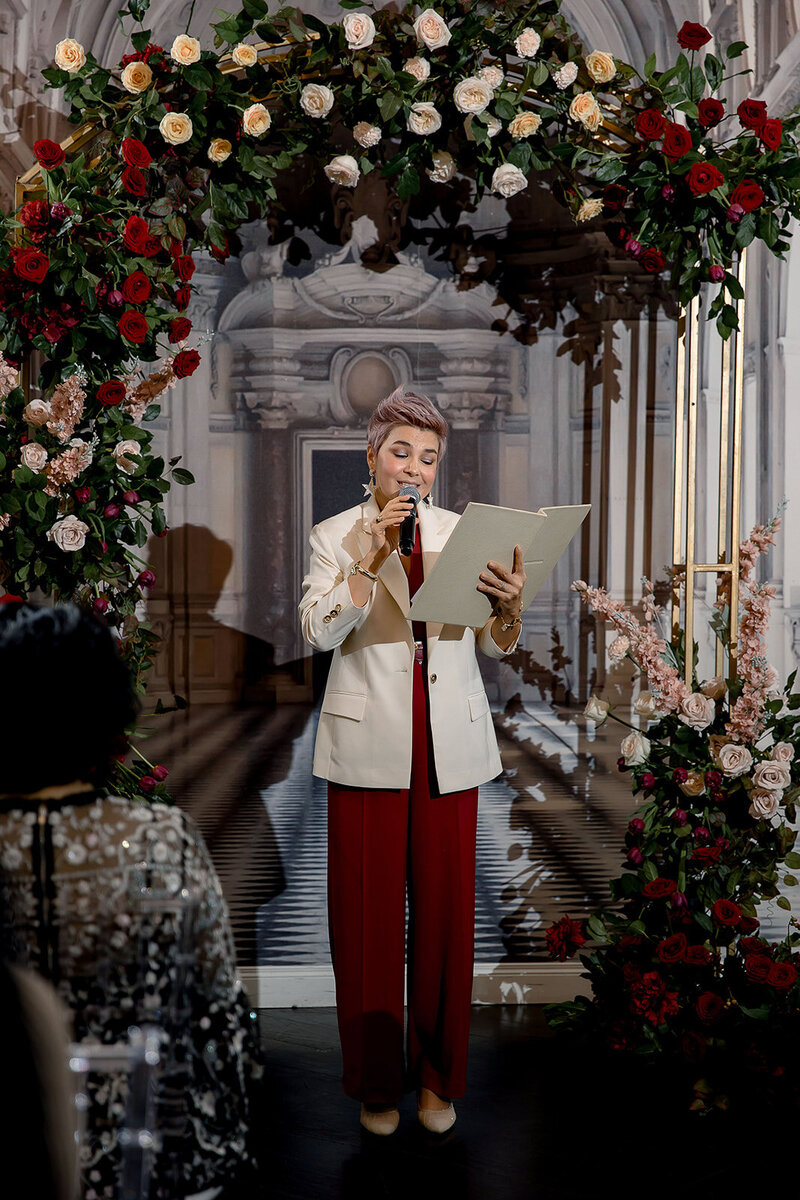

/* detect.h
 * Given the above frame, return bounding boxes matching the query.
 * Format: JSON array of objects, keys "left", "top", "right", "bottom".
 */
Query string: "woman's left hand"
[{"left": 477, "top": 545, "right": 526, "bottom": 620}]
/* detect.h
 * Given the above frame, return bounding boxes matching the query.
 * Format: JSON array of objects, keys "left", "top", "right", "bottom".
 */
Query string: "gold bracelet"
[
  {"left": 495, "top": 612, "right": 522, "bottom": 632},
  {"left": 349, "top": 560, "right": 378, "bottom": 583}
]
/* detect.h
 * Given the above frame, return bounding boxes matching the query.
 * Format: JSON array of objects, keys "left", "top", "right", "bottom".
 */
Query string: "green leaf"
[
  {"left": 727, "top": 41, "right": 748, "bottom": 59},
  {"left": 396, "top": 165, "right": 420, "bottom": 201},
  {"left": 784, "top": 851, "right": 800, "bottom": 869},
  {"left": 378, "top": 90, "right": 403, "bottom": 123},
  {"left": 494, "top": 98, "right": 516, "bottom": 121},
  {"left": 777, "top": 896, "right": 792, "bottom": 911},
  {"left": 242, "top": 0, "right": 267, "bottom": 16},
  {"left": 172, "top": 467, "right": 195, "bottom": 485},
  {"left": 704, "top": 53, "right": 723, "bottom": 91},
  {"left": 595, "top": 156, "right": 626, "bottom": 183},
  {"left": 532, "top": 62, "right": 548, "bottom": 87},
  {"left": 643, "top": 52, "right": 656, "bottom": 79},
  {"left": 784, "top": 875, "right": 798, "bottom": 887}
]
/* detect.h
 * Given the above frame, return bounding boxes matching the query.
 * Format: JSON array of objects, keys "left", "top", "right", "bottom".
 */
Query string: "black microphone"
[{"left": 398, "top": 484, "right": 421, "bottom": 556}]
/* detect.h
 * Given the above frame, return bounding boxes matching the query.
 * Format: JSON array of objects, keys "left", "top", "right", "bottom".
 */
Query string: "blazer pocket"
[
  {"left": 467, "top": 690, "right": 490, "bottom": 722},
  {"left": 321, "top": 690, "right": 367, "bottom": 722}
]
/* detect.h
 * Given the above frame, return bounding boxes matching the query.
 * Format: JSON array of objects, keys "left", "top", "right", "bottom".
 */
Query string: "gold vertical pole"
[
  {"left": 716, "top": 317, "right": 732, "bottom": 677},
  {"left": 672, "top": 311, "right": 687, "bottom": 645},
  {"left": 728, "top": 248, "right": 747, "bottom": 677},
  {"left": 683, "top": 295, "right": 701, "bottom": 686}
]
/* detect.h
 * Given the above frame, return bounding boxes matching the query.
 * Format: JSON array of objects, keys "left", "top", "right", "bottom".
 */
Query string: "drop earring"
[{"left": 362, "top": 469, "right": 376, "bottom": 498}]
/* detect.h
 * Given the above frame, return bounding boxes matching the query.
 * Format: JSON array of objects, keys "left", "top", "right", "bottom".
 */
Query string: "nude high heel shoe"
[
  {"left": 360, "top": 1104, "right": 400, "bottom": 1136},
  {"left": 417, "top": 1099, "right": 456, "bottom": 1133}
]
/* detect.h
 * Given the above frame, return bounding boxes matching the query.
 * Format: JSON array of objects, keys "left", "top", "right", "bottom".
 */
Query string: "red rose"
[
  {"left": 711, "top": 898, "right": 742, "bottom": 927},
  {"left": 210, "top": 237, "right": 230, "bottom": 263},
  {"left": 638, "top": 247, "right": 666, "bottom": 273},
  {"left": 692, "top": 846, "right": 722, "bottom": 865},
  {"left": 122, "top": 491, "right": 140, "bottom": 505},
  {"left": 760, "top": 118, "right": 783, "bottom": 151},
  {"left": 138, "top": 569, "right": 156, "bottom": 588},
  {"left": 121, "top": 137, "right": 152, "bottom": 169},
  {"left": 172, "top": 349, "right": 201, "bottom": 378},
  {"left": 121, "top": 166, "right": 148, "bottom": 197},
  {"left": 97, "top": 381, "right": 126, "bottom": 407},
  {"left": 75, "top": 486, "right": 91, "bottom": 503},
  {"left": 635, "top": 108, "right": 666, "bottom": 140},
  {"left": 629, "top": 971, "right": 679, "bottom": 1026},
  {"left": 174, "top": 255, "right": 195, "bottom": 282},
  {"left": 18, "top": 200, "right": 51, "bottom": 235},
  {"left": 175, "top": 286, "right": 192, "bottom": 310},
  {"left": 740, "top": 937, "right": 769, "bottom": 956},
  {"left": 767, "top": 962, "right": 797, "bottom": 991},
  {"left": 738, "top": 98, "right": 768, "bottom": 131},
  {"left": 657, "top": 933, "right": 687, "bottom": 964},
  {"left": 696, "top": 991, "right": 725, "bottom": 1024},
  {"left": 545, "top": 914, "right": 586, "bottom": 962},
  {"left": 117, "top": 310, "right": 150, "bottom": 343},
  {"left": 684, "top": 945, "right": 712, "bottom": 967},
  {"left": 603, "top": 184, "right": 628, "bottom": 213},
  {"left": 662, "top": 122, "right": 693, "bottom": 159},
  {"left": 12, "top": 247, "right": 49, "bottom": 283},
  {"left": 92, "top": 596, "right": 109, "bottom": 615},
  {"left": 740, "top": 916, "right": 760, "bottom": 934},
  {"left": 122, "top": 271, "right": 151, "bottom": 304},
  {"left": 642, "top": 878, "right": 677, "bottom": 900},
  {"left": 697, "top": 98, "right": 725, "bottom": 128},
  {"left": 123, "top": 215, "right": 151, "bottom": 255},
  {"left": 730, "top": 180, "right": 765, "bottom": 212},
  {"left": 677, "top": 21, "right": 712, "bottom": 50},
  {"left": 104, "top": 504, "right": 120, "bottom": 519},
  {"left": 168, "top": 317, "right": 192, "bottom": 343},
  {"left": 151, "top": 764, "right": 169, "bottom": 781},
  {"left": 33, "top": 138, "right": 65, "bottom": 169},
  {"left": 168, "top": 238, "right": 184, "bottom": 260},
  {"left": 139, "top": 775, "right": 157, "bottom": 794},
  {"left": 745, "top": 956, "right": 772, "bottom": 984},
  {"left": 687, "top": 162, "right": 725, "bottom": 195},
  {"left": 142, "top": 236, "right": 162, "bottom": 258}
]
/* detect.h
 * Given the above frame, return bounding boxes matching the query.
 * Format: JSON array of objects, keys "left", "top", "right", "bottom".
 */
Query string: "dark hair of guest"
[{"left": 0, "top": 603, "right": 139, "bottom": 794}]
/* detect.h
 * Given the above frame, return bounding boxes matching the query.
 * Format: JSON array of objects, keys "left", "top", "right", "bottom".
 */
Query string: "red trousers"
[{"left": 327, "top": 651, "right": 479, "bottom": 1104}]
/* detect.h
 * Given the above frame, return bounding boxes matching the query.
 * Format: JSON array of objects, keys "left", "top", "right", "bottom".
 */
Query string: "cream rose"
[
  {"left": 569, "top": 91, "right": 602, "bottom": 131},
  {"left": 514, "top": 28, "right": 541, "bottom": 58},
  {"left": 608, "top": 635, "right": 629, "bottom": 663},
  {"left": 300, "top": 83, "right": 334, "bottom": 118},
  {"left": 576, "top": 198, "right": 604, "bottom": 223},
  {"left": 231, "top": 43, "right": 258, "bottom": 68},
  {"left": 714, "top": 743, "right": 753, "bottom": 778},
  {"left": 324, "top": 154, "right": 360, "bottom": 187},
  {"left": 584, "top": 694, "right": 610, "bottom": 725},
  {"left": 749, "top": 789, "right": 781, "bottom": 819},
  {"left": 407, "top": 102, "right": 442, "bottom": 135},
  {"left": 21, "top": 443, "right": 48, "bottom": 473},
  {"left": 207, "top": 138, "right": 232, "bottom": 163},
  {"left": 425, "top": 149, "right": 456, "bottom": 182},
  {"left": 554, "top": 62, "right": 579, "bottom": 90},
  {"left": 54, "top": 38, "right": 86, "bottom": 72},
  {"left": 620, "top": 730, "right": 650, "bottom": 767},
  {"left": 404, "top": 57, "right": 430, "bottom": 81},
  {"left": 159, "top": 112, "right": 193, "bottom": 145},
  {"left": 114, "top": 440, "right": 142, "bottom": 474},
  {"left": 121, "top": 61, "right": 153, "bottom": 93},
  {"left": 413, "top": 9, "right": 451, "bottom": 51},
  {"left": 23, "top": 399, "right": 51, "bottom": 427},
  {"left": 354, "top": 121, "right": 381, "bottom": 148},
  {"left": 772, "top": 742, "right": 795, "bottom": 763},
  {"left": 585, "top": 50, "right": 616, "bottom": 84},
  {"left": 753, "top": 760, "right": 791, "bottom": 791},
  {"left": 171, "top": 34, "right": 201, "bottom": 66},
  {"left": 677, "top": 692, "right": 716, "bottom": 731},
  {"left": 679, "top": 771, "right": 706, "bottom": 797},
  {"left": 343, "top": 12, "right": 376, "bottom": 50},
  {"left": 700, "top": 676, "right": 727, "bottom": 700},
  {"left": 47, "top": 514, "right": 88, "bottom": 552},
  {"left": 490, "top": 163, "right": 528, "bottom": 197},
  {"left": 634, "top": 691, "right": 666, "bottom": 721},
  {"left": 242, "top": 103, "right": 271, "bottom": 136},
  {"left": 454, "top": 76, "right": 493, "bottom": 115},
  {"left": 479, "top": 66, "right": 504, "bottom": 89},
  {"left": 508, "top": 111, "right": 542, "bottom": 139}
]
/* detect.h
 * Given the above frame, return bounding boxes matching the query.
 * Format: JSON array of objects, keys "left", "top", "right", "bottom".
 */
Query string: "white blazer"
[{"left": 299, "top": 493, "right": 519, "bottom": 793}]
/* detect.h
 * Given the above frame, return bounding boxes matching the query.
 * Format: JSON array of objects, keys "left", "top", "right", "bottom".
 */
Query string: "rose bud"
[
  {"left": 715, "top": 837, "right": 731, "bottom": 850},
  {"left": 139, "top": 775, "right": 157, "bottom": 793},
  {"left": 106, "top": 290, "right": 124, "bottom": 309},
  {"left": 641, "top": 772, "right": 656, "bottom": 790},
  {"left": 694, "top": 826, "right": 710, "bottom": 843},
  {"left": 617, "top": 756, "right": 628, "bottom": 772},
  {"left": 92, "top": 596, "right": 109, "bottom": 614},
  {"left": 661, "top": 184, "right": 676, "bottom": 202},
  {"left": 627, "top": 848, "right": 644, "bottom": 865},
  {"left": 709, "top": 264, "right": 725, "bottom": 283},
  {"left": 727, "top": 202, "right": 744, "bottom": 224},
  {"left": 157, "top": 526, "right": 168, "bottom": 537},
  {"left": 104, "top": 503, "right": 120, "bottom": 518},
  {"left": 122, "top": 490, "right": 140, "bottom": 505},
  {"left": 50, "top": 203, "right": 72, "bottom": 221},
  {"left": 625, "top": 238, "right": 641, "bottom": 256},
  {"left": 100, "top": 540, "right": 108, "bottom": 553},
  {"left": 75, "top": 486, "right": 92, "bottom": 502},
  {"left": 671, "top": 890, "right": 689, "bottom": 910},
  {"left": 628, "top": 817, "right": 645, "bottom": 834},
  {"left": 138, "top": 569, "right": 156, "bottom": 588},
  {"left": 151, "top": 764, "right": 169, "bottom": 781},
  {"left": 673, "top": 808, "right": 688, "bottom": 825}
]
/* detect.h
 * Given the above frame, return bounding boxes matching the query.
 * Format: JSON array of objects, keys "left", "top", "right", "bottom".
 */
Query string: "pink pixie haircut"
[{"left": 366, "top": 386, "right": 448, "bottom": 460}]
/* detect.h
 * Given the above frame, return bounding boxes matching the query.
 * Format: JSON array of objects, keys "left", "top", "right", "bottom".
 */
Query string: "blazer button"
[
  {"left": 429, "top": 673, "right": 437, "bottom": 684},
  {"left": 335, "top": 604, "right": 342, "bottom": 614},
  {"left": 323, "top": 614, "right": 331, "bottom": 624}
]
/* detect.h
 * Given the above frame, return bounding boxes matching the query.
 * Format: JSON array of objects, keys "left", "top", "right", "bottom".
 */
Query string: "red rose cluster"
[{"left": 545, "top": 914, "right": 586, "bottom": 961}]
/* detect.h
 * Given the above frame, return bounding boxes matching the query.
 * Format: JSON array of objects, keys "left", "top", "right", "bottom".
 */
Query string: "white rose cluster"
[
  {"left": 514, "top": 28, "right": 541, "bottom": 58},
  {"left": 343, "top": 13, "right": 376, "bottom": 50},
  {"left": 490, "top": 164, "right": 527, "bottom": 198},
  {"left": 48, "top": 515, "right": 89, "bottom": 552},
  {"left": 676, "top": 692, "right": 715, "bottom": 731},
  {"left": 413, "top": 9, "right": 451, "bottom": 51},
  {"left": 407, "top": 102, "right": 442, "bottom": 136},
  {"left": 453, "top": 77, "right": 493, "bottom": 115},
  {"left": 300, "top": 83, "right": 334, "bottom": 119}
]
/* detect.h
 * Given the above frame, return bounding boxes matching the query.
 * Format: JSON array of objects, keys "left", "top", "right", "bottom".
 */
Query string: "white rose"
[
  {"left": 608, "top": 635, "right": 629, "bottom": 663},
  {"left": 47, "top": 514, "right": 88, "bottom": 552},
  {"left": 576, "top": 198, "right": 604, "bottom": 223},
  {"left": 242, "top": 102, "right": 271, "bottom": 136},
  {"left": 569, "top": 91, "right": 603, "bottom": 131},
  {"left": 405, "top": 57, "right": 430, "bottom": 81},
  {"left": 23, "top": 399, "right": 51, "bottom": 427},
  {"left": 343, "top": 12, "right": 376, "bottom": 50},
  {"left": 21, "top": 442, "right": 48, "bottom": 473},
  {"left": 324, "top": 154, "right": 360, "bottom": 187},
  {"left": 413, "top": 8, "right": 452, "bottom": 51},
  {"left": 585, "top": 50, "right": 616, "bottom": 84},
  {"left": 171, "top": 34, "right": 201, "bottom": 66},
  {"left": 514, "top": 28, "right": 541, "bottom": 58},
  {"left": 454, "top": 76, "right": 494, "bottom": 115},
  {"left": 54, "top": 38, "right": 86, "bottom": 72},
  {"left": 508, "top": 111, "right": 542, "bottom": 139},
  {"left": 753, "top": 760, "right": 792, "bottom": 791},
  {"left": 479, "top": 66, "right": 504, "bottom": 88},
  {"left": 114, "top": 439, "right": 142, "bottom": 474},
  {"left": 584, "top": 694, "right": 609, "bottom": 725},
  {"left": 620, "top": 730, "right": 650, "bottom": 767},
  {"left": 714, "top": 743, "right": 753, "bottom": 777},
  {"left": 407, "top": 102, "right": 442, "bottom": 135},
  {"left": 208, "top": 138, "right": 232, "bottom": 163},
  {"left": 749, "top": 789, "right": 781, "bottom": 819},
  {"left": 772, "top": 742, "right": 795, "bottom": 763},
  {"left": 159, "top": 112, "right": 193, "bottom": 145},
  {"left": 425, "top": 149, "right": 456, "bottom": 182},
  {"left": 700, "top": 676, "right": 727, "bottom": 700},
  {"left": 231, "top": 43, "right": 258, "bottom": 68},
  {"left": 554, "top": 61, "right": 579, "bottom": 90},
  {"left": 677, "top": 692, "right": 716, "bottom": 731},
  {"left": 300, "top": 83, "right": 334, "bottom": 118},
  {"left": 634, "top": 690, "right": 666, "bottom": 721},
  {"left": 353, "top": 121, "right": 381, "bottom": 148},
  {"left": 121, "top": 61, "right": 153, "bottom": 93},
  {"left": 490, "top": 163, "right": 528, "bottom": 197}
]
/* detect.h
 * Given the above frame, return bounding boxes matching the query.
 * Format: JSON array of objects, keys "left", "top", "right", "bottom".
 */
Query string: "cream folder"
[{"left": 408, "top": 502, "right": 591, "bottom": 627}]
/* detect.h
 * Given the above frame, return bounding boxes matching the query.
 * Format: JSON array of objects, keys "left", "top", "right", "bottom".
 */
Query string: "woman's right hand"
[{"left": 369, "top": 494, "right": 416, "bottom": 559}]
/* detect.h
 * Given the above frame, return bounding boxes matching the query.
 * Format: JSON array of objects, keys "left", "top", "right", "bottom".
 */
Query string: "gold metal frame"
[{"left": 671, "top": 251, "right": 746, "bottom": 684}]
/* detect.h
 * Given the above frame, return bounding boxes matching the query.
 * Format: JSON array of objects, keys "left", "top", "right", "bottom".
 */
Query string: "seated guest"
[{"left": 0, "top": 603, "right": 261, "bottom": 1200}]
